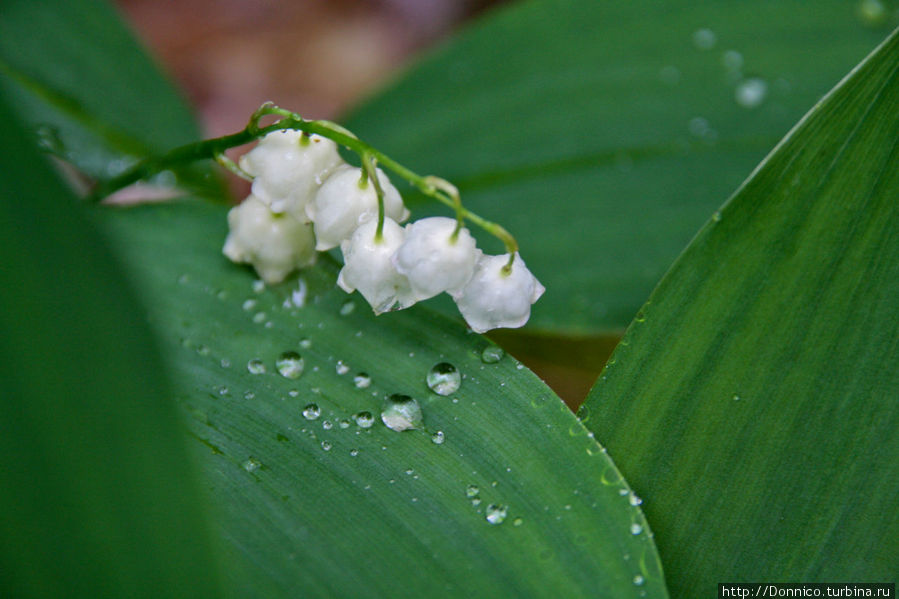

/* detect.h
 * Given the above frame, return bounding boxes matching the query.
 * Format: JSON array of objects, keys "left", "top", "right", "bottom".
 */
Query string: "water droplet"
[
  {"left": 349, "top": 448, "right": 359, "bottom": 457},
  {"left": 291, "top": 279, "right": 308, "bottom": 308},
  {"left": 216, "top": 385, "right": 229, "bottom": 396},
  {"left": 354, "top": 411, "right": 375, "bottom": 428},
  {"left": 481, "top": 346, "right": 504, "bottom": 364},
  {"left": 466, "top": 484, "right": 480, "bottom": 498},
  {"left": 381, "top": 394, "right": 423, "bottom": 432},
  {"left": 732, "top": 393, "right": 741, "bottom": 401},
  {"left": 658, "top": 65, "right": 681, "bottom": 86},
  {"left": 629, "top": 493, "right": 643, "bottom": 507},
  {"left": 858, "top": 0, "right": 888, "bottom": 26},
  {"left": 630, "top": 523, "right": 643, "bottom": 535},
  {"left": 177, "top": 273, "right": 190, "bottom": 285},
  {"left": 692, "top": 28, "right": 717, "bottom": 50},
  {"left": 338, "top": 419, "right": 350, "bottom": 429},
  {"left": 735, "top": 77, "right": 768, "bottom": 108},
  {"left": 336, "top": 360, "right": 350, "bottom": 375},
  {"left": 302, "top": 403, "right": 321, "bottom": 420},
  {"left": 299, "top": 338, "right": 312, "bottom": 349},
  {"left": 633, "top": 575, "right": 645, "bottom": 586},
  {"left": 712, "top": 211, "right": 722, "bottom": 222},
  {"left": 339, "top": 300, "right": 356, "bottom": 316},
  {"left": 722, "top": 49, "right": 744, "bottom": 71},
  {"left": 288, "top": 389, "right": 299, "bottom": 397},
  {"left": 322, "top": 420, "right": 333, "bottom": 430},
  {"left": 426, "top": 362, "right": 462, "bottom": 396},
  {"left": 485, "top": 504, "right": 508, "bottom": 525},
  {"left": 276, "top": 351, "right": 304, "bottom": 379},
  {"left": 431, "top": 430, "right": 446, "bottom": 445},
  {"left": 243, "top": 391, "right": 256, "bottom": 400},
  {"left": 513, "top": 517, "right": 523, "bottom": 526},
  {"left": 247, "top": 358, "right": 266, "bottom": 374},
  {"left": 252, "top": 280, "right": 265, "bottom": 293},
  {"left": 354, "top": 373, "right": 372, "bottom": 389},
  {"left": 243, "top": 457, "right": 262, "bottom": 472},
  {"left": 242, "top": 299, "right": 257, "bottom": 311},
  {"left": 220, "top": 358, "right": 232, "bottom": 368},
  {"left": 196, "top": 344, "right": 210, "bottom": 356},
  {"left": 321, "top": 441, "right": 332, "bottom": 451},
  {"left": 252, "top": 311, "right": 267, "bottom": 324}
]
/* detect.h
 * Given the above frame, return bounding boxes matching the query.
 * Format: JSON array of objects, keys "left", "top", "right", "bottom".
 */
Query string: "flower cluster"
[{"left": 223, "top": 129, "right": 543, "bottom": 332}]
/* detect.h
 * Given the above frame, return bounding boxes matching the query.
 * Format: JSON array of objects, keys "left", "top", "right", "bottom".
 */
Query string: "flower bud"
[
  {"left": 337, "top": 218, "right": 417, "bottom": 314},
  {"left": 222, "top": 194, "right": 316, "bottom": 284},
  {"left": 306, "top": 165, "right": 409, "bottom": 251},
  {"left": 454, "top": 252, "right": 544, "bottom": 333},
  {"left": 392, "top": 217, "right": 478, "bottom": 300},
  {"left": 238, "top": 129, "right": 343, "bottom": 219}
]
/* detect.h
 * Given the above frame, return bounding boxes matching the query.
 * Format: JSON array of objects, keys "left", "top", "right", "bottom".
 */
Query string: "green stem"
[
  {"left": 88, "top": 102, "right": 519, "bottom": 255},
  {"left": 361, "top": 153, "right": 386, "bottom": 242}
]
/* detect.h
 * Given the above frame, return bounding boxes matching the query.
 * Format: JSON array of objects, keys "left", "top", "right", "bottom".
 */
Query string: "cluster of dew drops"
[
  {"left": 195, "top": 279, "right": 651, "bottom": 555},
  {"left": 210, "top": 280, "right": 522, "bottom": 526}
]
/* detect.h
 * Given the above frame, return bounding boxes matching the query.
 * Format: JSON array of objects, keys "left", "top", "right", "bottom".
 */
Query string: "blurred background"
[{"left": 117, "top": 0, "right": 510, "bottom": 136}]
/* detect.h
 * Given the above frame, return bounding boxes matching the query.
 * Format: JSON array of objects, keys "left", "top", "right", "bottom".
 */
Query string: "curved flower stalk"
[{"left": 90, "top": 103, "right": 543, "bottom": 332}]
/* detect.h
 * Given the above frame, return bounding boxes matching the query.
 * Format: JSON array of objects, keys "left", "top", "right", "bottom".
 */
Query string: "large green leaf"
[
  {"left": 345, "top": 0, "right": 893, "bottom": 334},
  {"left": 0, "top": 96, "right": 223, "bottom": 597},
  {"left": 0, "top": 0, "right": 220, "bottom": 196},
  {"left": 100, "top": 200, "right": 667, "bottom": 598},
  {"left": 581, "top": 27, "right": 899, "bottom": 596}
]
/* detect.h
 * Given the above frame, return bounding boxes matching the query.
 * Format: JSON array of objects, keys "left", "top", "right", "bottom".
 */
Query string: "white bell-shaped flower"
[
  {"left": 392, "top": 216, "right": 478, "bottom": 300},
  {"left": 454, "top": 252, "right": 544, "bottom": 333},
  {"left": 337, "top": 218, "right": 417, "bottom": 314},
  {"left": 238, "top": 129, "right": 344, "bottom": 219},
  {"left": 222, "top": 194, "right": 317, "bottom": 284},
  {"left": 306, "top": 164, "right": 409, "bottom": 251}
]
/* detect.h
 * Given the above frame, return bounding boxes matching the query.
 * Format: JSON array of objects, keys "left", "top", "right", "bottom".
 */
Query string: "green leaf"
[
  {"left": 344, "top": 0, "right": 892, "bottom": 334},
  {"left": 0, "top": 96, "right": 223, "bottom": 597},
  {"left": 99, "top": 200, "right": 668, "bottom": 598},
  {"left": 0, "top": 0, "right": 221, "bottom": 197},
  {"left": 581, "top": 27, "right": 899, "bottom": 596}
]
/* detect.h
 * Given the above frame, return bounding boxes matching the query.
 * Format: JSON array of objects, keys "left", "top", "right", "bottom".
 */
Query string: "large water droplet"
[
  {"left": 426, "top": 362, "right": 461, "bottom": 396},
  {"left": 485, "top": 504, "right": 508, "bottom": 525},
  {"left": 481, "top": 346, "right": 504, "bottom": 364},
  {"left": 633, "top": 575, "right": 645, "bottom": 586},
  {"left": 735, "top": 78, "right": 768, "bottom": 108},
  {"left": 321, "top": 441, "right": 332, "bottom": 451},
  {"left": 303, "top": 403, "right": 322, "bottom": 420},
  {"left": 354, "top": 373, "right": 372, "bottom": 389},
  {"left": 322, "top": 420, "right": 333, "bottom": 430},
  {"left": 336, "top": 360, "right": 350, "bottom": 375},
  {"left": 431, "top": 430, "right": 446, "bottom": 445},
  {"left": 354, "top": 411, "right": 375, "bottom": 428},
  {"left": 276, "top": 351, "right": 304, "bottom": 379},
  {"left": 466, "top": 484, "right": 480, "bottom": 498},
  {"left": 381, "top": 394, "right": 423, "bottom": 432},
  {"left": 630, "top": 523, "right": 643, "bottom": 535},
  {"left": 247, "top": 359, "right": 266, "bottom": 374}
]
